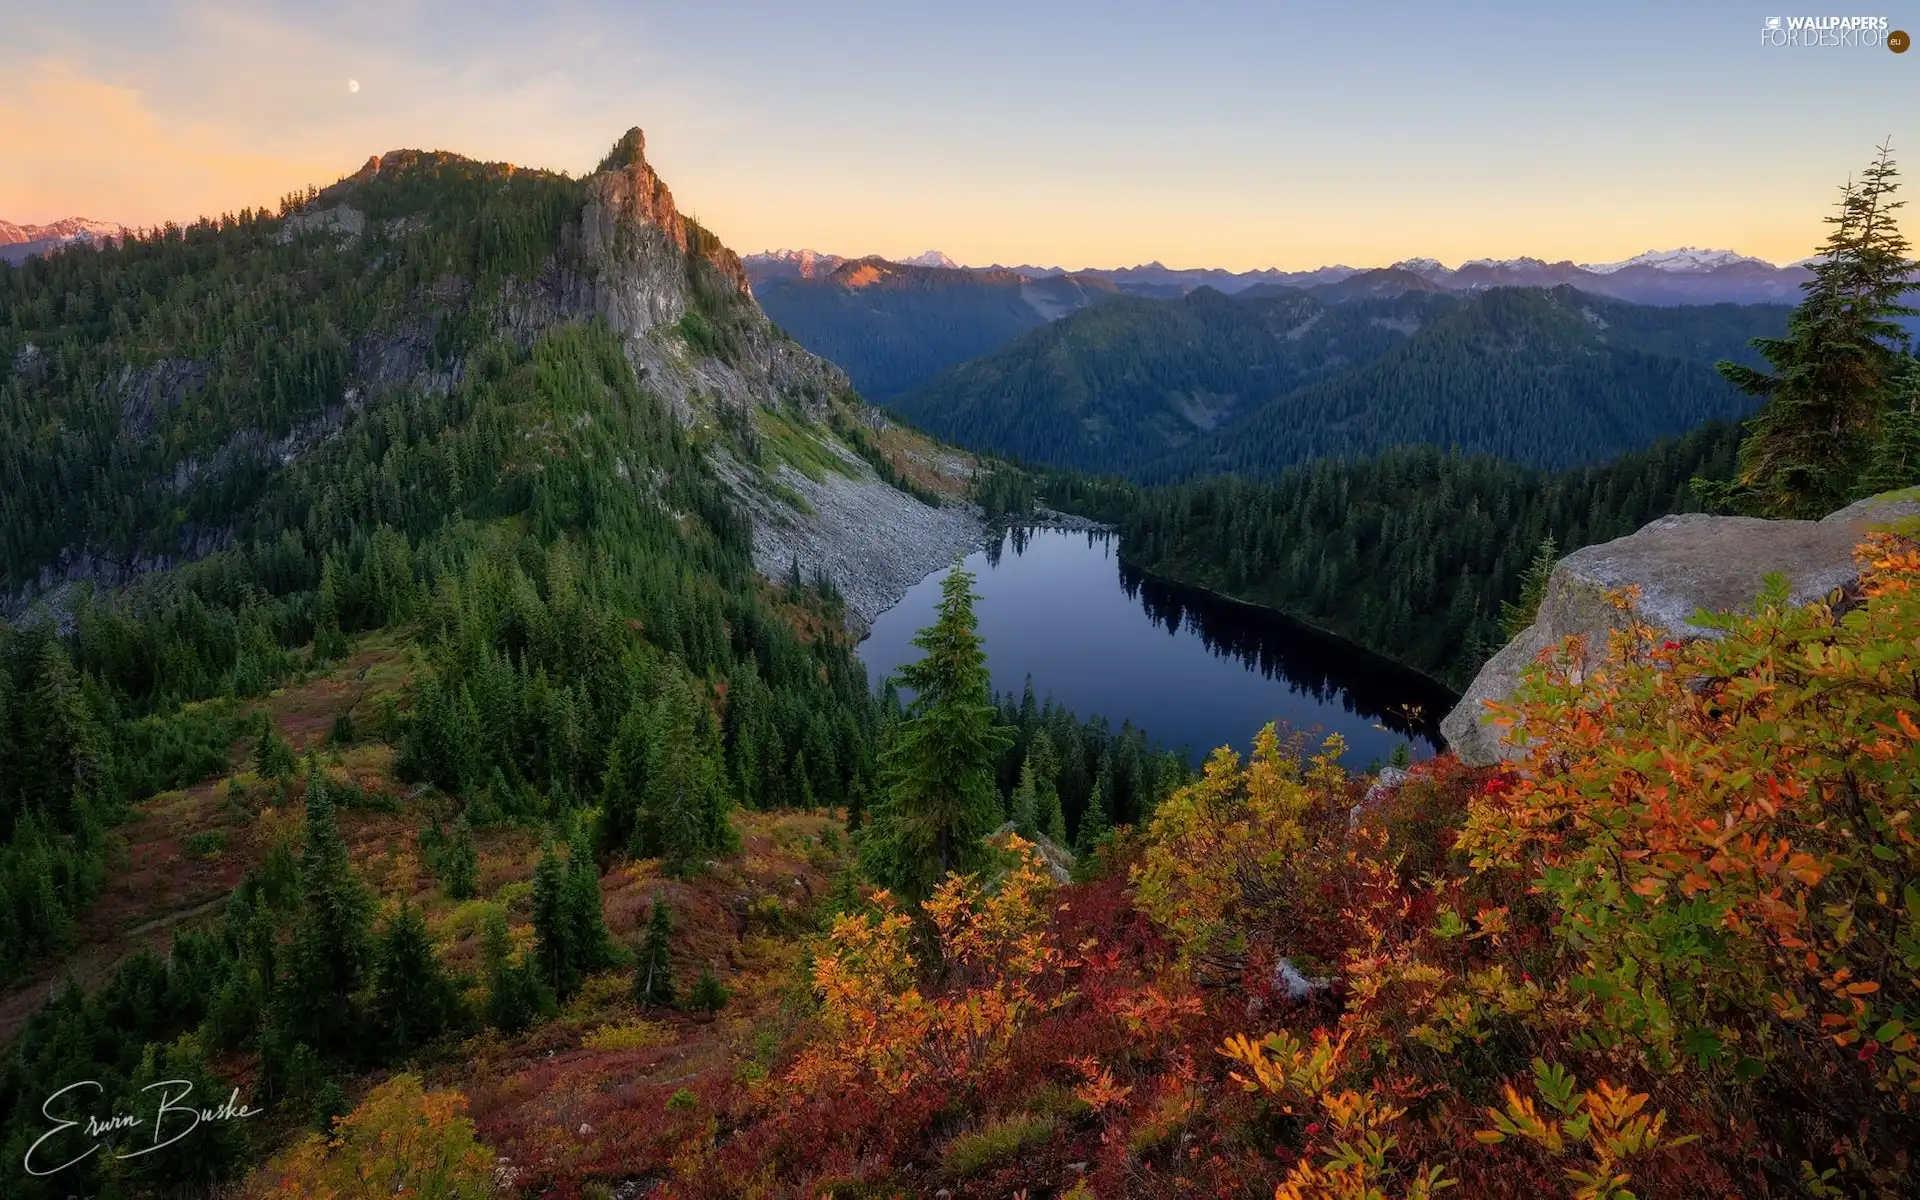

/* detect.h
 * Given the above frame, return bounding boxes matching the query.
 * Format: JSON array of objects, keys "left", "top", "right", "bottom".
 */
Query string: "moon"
[{"left": 347, "top": 79, "right": 360, "bottom": 94}]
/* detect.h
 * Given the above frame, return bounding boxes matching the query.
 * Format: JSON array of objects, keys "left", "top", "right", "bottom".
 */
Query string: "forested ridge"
[
  {"left": 753, "top": 259, "right": 1052, "bottom": 400},
  {"left": 971, "top": 421, "right": 1742, "bottom": 688},
  {"left": 894, "top": 283, "right": 1786, "bottom": 479}
]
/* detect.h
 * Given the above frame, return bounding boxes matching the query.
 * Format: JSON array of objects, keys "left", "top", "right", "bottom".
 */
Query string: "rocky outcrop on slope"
[
  {"left": 714, "top": 447, "right": 984, "bottom": 631},
  {"left": 1442, "top": 490, "right": 1920, "bottom": 765}
]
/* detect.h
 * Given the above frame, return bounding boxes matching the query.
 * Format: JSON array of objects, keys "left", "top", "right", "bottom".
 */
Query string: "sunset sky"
[{"left": 3, "top": 0, "right": 1915, "bottom": 270}]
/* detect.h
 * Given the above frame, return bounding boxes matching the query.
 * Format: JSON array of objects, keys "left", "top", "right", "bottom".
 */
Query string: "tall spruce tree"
[
  {"left": 442, "top": 814, "right": 478, "bottom": 901},
  {"left": 1701, "top": 141, "right": 1918, "bottom": 517},
  {"left": 634, "top": 892, "right": 676, "bottom": 1009},
  {"left": 530, "top": 843, "right": 577, "bottom": 1000},
  {"left": 864, "top": 565, "right": 1012, "bottom": 901},
  {"left": 368, "top": 903, "right": 463, "bottom": 1054},
  {"left": 1010, "top": 755, "right": 1040, "bottom": 839},
  {"left": 274, "top": 771, "right": 372, "bottom": 1056},
  {"left": 1074, "top": 774, "right": 1111, "bottom": 856},
  {"left": 481, "top": 906, "right": 550, "bottom": 1034},
  {"left": 532, "top": 840, "right": 615, "bottom": 1001},
  {"left": 639, "top": 669, "right": 737, "bottom": 874}
]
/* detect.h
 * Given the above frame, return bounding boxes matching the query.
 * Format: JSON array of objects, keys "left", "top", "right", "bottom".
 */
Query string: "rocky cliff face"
[{"left": 1443, "top": 490, "right": 1920, "bottom": 765}]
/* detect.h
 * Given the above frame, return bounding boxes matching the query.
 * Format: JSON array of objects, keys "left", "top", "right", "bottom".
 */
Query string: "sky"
[{"left": 2, "top": 0, "right": 1916, "bottom": 270}]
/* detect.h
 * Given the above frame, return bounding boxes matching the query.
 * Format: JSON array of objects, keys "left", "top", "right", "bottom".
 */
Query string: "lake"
[{"left": 857, "top": 527, "right": 1457, "bottom": 768}]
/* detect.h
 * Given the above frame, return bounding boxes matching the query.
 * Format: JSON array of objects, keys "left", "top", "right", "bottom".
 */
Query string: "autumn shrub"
[
  {"left": 784, "top": 835, "right": 1071, "bottom": 1096},
  {"left": 1462, "top": 534, "right": 1920, "bottom": 1190},
  {"left": 261, "top": 1073, "right": 494, "bottom": 1199}
]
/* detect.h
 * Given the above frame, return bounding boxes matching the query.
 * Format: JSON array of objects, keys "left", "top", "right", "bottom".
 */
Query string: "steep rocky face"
[
  {"left": 579, "top": 127, "right": 752, "bottom": 297},
  {"left": 1443, "top": 489, "right": 1920, "bottom": 765}
]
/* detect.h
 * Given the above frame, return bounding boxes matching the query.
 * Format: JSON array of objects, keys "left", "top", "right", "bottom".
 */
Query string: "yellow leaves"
[
  {"left": 263, "top": 1075, "right": 495, "bottom": 1199},
  {"left": 1134, "top": 722, "right": 1333, "bottom": 965},
  {"left": 1474, "top": 1062, "right": 1692, "bottom": 1200},
  {"left": 788, "top": 839, "right": 1067, "bottom": 1098},
  {"left": 1221, "top": 1028, "right": 1350, "bottom": 1107}
]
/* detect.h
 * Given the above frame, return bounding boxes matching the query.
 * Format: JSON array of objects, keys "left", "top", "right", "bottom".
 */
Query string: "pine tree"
[
  {"left": 1074, "top": 776, "right": 1111, "bottom": 856},
  {"left": 689, "top": 968, "right": 730, "bottom": 1014},
  {"left": 596, "top": 696, "right": 651, "bottom": 860},
  {"left": 481, "top": 907, "right": 549, "bottom": 1034},
  {"left": 530, "top": 843, "right": 577, "bottom": 1000},
  {"left": 865, "top": 565, "right": 1012, "bottom": 901},
  {"left": 314, "top": 552, "right": 349, "bottom": 662},
  {"left": 634, "top": 893, "right": 676, "bottom": 1009},
  {"left": 274, "top": 771, "right": 372, "bottom": 1056},
  {"left": 1010, "top": 755, "right": 1040, "bottom": 838},
  {"left": 442, "top": 814, "right": 478, "bottom": 901},
  {"left": 1861, "top": 355, "right": 1920, "bottom": 494},
  {"left": 562, "top": 850, "right": 615, "bottom": 979},
  {"left": 369, "top": 903, "right": 463, "bottom": 1054},
  {"left": 254, "top": 714, "right": 297, "bottom": 781},
  {"left": 1701, "top": 142, "right": 1918, "bottom": 517},
  {"left": 1028, "top": 730, "right": 1067, "bottom": 845},
  {"left": 639, "top": 669, "right": 736, "bottom": 874},
  {"left": 1498, "top": 535, "right": 1557, "bottom": 640}
]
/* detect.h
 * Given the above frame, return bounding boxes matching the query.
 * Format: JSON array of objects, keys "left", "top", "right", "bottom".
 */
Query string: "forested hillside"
[
  {"left": 891, "top": 288, "right": 1459, "bottom": 475},
  {"left": 895, "top": 284, "right": 1785, "bottom": 479},
  {"left": 0, "top": 129, "right": 983, "bottom": 1197},
  {"left": 752, "top": 258, "right": 1117, "bottom": 399}
]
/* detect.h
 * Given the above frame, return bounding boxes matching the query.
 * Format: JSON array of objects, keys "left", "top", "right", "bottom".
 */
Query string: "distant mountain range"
[
  {"left": 0, "top": 217, "right": 127, "bottom": 264},
  {"left": 741, "top": 244, "right": 1818, "bottom": 403},
  {"left": 886, "top": 285, "right": 1792, "bottom": 479},
  {"left": 744, "top": 246, "right": 1815, "bottom": 308}
]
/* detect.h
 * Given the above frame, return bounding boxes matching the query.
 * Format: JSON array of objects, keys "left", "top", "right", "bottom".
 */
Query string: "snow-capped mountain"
[
  {"left": 743, "top": 245, "right": 1813, "bottom": 306},
  {"left": 0, "top": 217, "right": 129, "bottom": 264},
  {"left": 743, "top": 247, "right": 962, "bottom": 284},
  {"left": 1580, "top": 247, "right": 1772, "bottom": 275},
  {"left": 899, "top": 249, "right": 959, "bottom": 269},
  {"left": 741, "top": 248, "right": 850, "bottom": 282}
]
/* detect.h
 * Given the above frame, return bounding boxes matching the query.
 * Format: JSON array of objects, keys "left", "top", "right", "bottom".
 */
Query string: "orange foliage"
[{"left": 784, "top": 835, "right": 1072, "bottom": 1096}]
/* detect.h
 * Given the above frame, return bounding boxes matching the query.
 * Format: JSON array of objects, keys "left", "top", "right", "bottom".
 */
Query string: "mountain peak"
[
  {"left": 580, "top": 126, "right": 750, "bottom": 296},
  {"left": 900, "top": 249, "right": 959, "bottom": 269},
  {"left": 1581, "top": 247, "right": 1771, "bottom": 275},
  {"left": 595, "top": 126, "right": 649, "bottom": 174}
]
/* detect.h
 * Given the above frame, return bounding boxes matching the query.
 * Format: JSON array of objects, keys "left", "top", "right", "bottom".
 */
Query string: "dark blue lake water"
[{"left": 857, "top": 527, "right": 1455, "bottom": 769}]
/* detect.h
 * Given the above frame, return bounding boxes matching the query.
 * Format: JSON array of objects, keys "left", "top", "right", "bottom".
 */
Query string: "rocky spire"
[{"left": 585, "top": 127, "right": 750, "bottom": 297}]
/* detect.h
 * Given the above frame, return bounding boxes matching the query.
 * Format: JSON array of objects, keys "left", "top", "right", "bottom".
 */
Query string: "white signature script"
[{"left": 25, "top": 1079, "right": 261, "bottom": 1177}]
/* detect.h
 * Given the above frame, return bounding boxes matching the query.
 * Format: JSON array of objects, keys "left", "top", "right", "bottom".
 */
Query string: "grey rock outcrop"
[{"left": 1442, "top": 490, "right": 1920, "bottom": 766}]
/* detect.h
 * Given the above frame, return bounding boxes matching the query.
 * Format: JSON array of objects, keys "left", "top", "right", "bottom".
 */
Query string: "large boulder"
[{"left": 1442, "top": 489, "right": 1920, "bottom": 766}]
